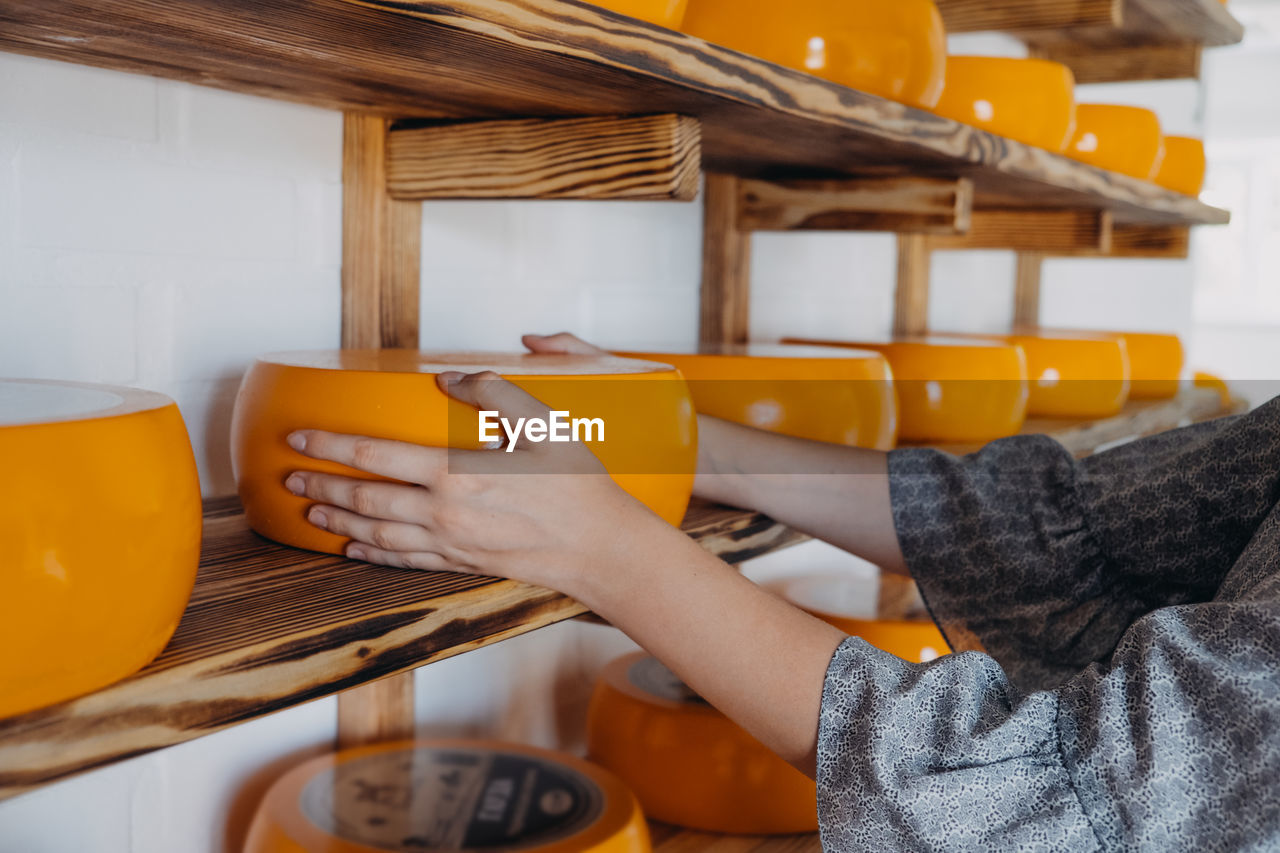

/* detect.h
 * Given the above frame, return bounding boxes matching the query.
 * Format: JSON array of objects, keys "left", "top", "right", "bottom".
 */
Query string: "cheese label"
[
  {"left": 299, "top": 747, "right": 604, "bottom": 851},
  {"left": 626, "top": 657, "right": 709, "bottom": 707}
]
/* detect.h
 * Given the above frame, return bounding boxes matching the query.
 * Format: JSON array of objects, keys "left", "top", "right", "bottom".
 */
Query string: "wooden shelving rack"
[{"left": 0, "top": 0, "right": 1248, "bottom": 848}]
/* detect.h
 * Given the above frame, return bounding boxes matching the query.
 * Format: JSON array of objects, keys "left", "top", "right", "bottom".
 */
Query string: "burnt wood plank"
[
  {"left": 0, "top": 0, "right": 1229, "bottom": 225},
  {"left": 737, "top": 177, "right": 971, "bottom": 234}
]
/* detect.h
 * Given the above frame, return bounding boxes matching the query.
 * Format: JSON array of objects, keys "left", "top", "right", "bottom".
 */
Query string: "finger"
[
  {"left": 287, "top": 431, "right": 446, "bottom": 485},
  {"left": 435, "top": 370, "right": 549, "bottom": 422},
  {"left": 522, "top": 332, "right": 607, "bottom": 356},
  {"left": 308, "top": 504, "right": 436, "bottom": 553},
  {"left": 345, "top": 542, "right": 470, "bottom": 574},
  {"left": 287, "top": 472, "right": 429, "bottom": 524}
]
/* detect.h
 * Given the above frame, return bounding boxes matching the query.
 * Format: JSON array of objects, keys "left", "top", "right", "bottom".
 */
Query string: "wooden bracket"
[
  {"left": 937, "top": 0, "right": 1120, "bottom": 33},
  {"left": 736, "top": 177, "right": 972, "bottom": 234},
  {"left": 700, "top": 174, "right": 752, "bottom": 346},
  {"left": 387, "top": 114, "right": 701, "bottom": 201},
  {"left": 1054, "top": 224, "right": 1191, "bottom": 258},
  {"left": 339, "top": 112, "right": 422, "bottom": 747},
  {"left": 1028, "top": 42, "right": 1203, "bottom": 83},
  {"left": 926, "top": 209, "right": 1113, "bottom": 253},
  {"left": 894, "top": 234, "right": 933, "bottom": 337}
]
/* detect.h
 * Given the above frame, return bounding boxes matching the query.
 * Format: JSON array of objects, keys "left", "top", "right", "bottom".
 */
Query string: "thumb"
[
  {"left": 437, "top": 370, "right": 549, "bottom": 422},
  {"left": 522, "top": 332, "right": 608, "bottom": 356}
]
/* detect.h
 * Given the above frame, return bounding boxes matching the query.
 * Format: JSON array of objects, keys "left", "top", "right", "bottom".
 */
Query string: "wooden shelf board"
[
  {"left": 0, "top": 497, "right": 804, "bottom": 802},
  {"left": 0, "top": 0, "right": 1227, "bottom": 226},
  {"left": 1025, "top": 0, "right": 1244, "bottom": 49},
  {"left": 650, "top": 821, "right": 821, "bottom": 852},
  {"left": 0, "top": 390, "right": 1234, "bottom": 800}
]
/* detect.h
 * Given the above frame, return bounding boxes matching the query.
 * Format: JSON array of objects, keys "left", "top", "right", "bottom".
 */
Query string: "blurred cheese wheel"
[
  {"left": 782, "top": 337, "right": 1029, "bottom": 443},
  {"left": 614, "top": 343, "right": 897, "bottom": 449},
  {"left": 245, "top": 739, "right": 650, "bottom": 853},
  {"left": 953, "top": 330, "right": 1132, "bottom": 419},
  {"left": 588, "top": 0, "right": 687, "bottom": 28},
  {"left": 1154, "top": 136, "right": 1207, "bottom": 197},
  {"left": 231, "top": 351, "right": 697, "bottom": 554},
  {"left": 782, "top": 574, "right": 950, "bottom": 663},
  {"left": 1068, "top": 104, "right": 1166, "bottom": 180},
  {"left": 0, "top": 379, "right": 201, "bottom": 718},
  {"left": 587, "top": 653, "right": 816, "bottom": 835},
  {"left": 1048, "top": 329, "right": 1183, "bottom": 401}
]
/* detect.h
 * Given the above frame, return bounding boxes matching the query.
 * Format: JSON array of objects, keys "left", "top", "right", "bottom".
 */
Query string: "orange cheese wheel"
[
  {"left": 244, "top": 739, "right": 650, "bottom": 853},
  {"left": 0, "top": 379, "right": 201, "bottom": 718},
  {"left": 944, "top": 330, "right": 1132, "bottom": 418},
  {"left": 1154, "top": 136, "right": 1207, "bottom": 197},
  {"left": 587, "top": 653, "right": 817, "bottom": 835},
  {"left": 615, "top": 344, "right": 897, "bottom": 449},
  {"left": 931, "top": 56, "right": 1077, "bottom": 151},
  {"left": 1047, "top": 329, "right": 1184, "bottom": 401},
  {"left": 782, "top": 574, "right": 950, "bottom": 664},
  {"left": 681, "top": 0, "right": 946, "bottom": 109},
  {"left": 588, "top": 0, "right": 687, "bottom": 28},
  {"left": 1068, "top": 104, "right": 1166, "bottom": 180},
  {"left": 782, "top": 336, "right": 1030, "bottom": 443},
  {"left": 231, "top": 351, "right": 697, "bottom": 554}
]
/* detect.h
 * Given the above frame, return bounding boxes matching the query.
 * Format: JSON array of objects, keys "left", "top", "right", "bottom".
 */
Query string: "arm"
[{"left": 285, "top": 370, "right": 846, "bottom": 776}]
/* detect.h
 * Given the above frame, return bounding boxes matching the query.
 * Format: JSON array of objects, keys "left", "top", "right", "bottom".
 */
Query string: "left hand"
[{"left": 284, "top": 370, "right": 670, "bottom": 594}]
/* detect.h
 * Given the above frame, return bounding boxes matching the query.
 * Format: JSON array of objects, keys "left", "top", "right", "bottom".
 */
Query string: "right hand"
[{"left": 522, "top": 332, "right": 609, "bottom": 357}]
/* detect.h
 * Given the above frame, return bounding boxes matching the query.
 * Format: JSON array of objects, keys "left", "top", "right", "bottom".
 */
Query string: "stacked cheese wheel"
[
  {"left": 231, "top": 350, "right": 698, "bottom": 554},
  {"left": 587, "top": 653, "right": 817, "bottom": 835},
  {"left": 616, "top": 343, "right": 897, "bottom": 449},
  {"left": 246, "top": 739, "right": 650, "bottom": 853},
  {"left": 0, "top": 379, "right": 201, "bottom": 718}
]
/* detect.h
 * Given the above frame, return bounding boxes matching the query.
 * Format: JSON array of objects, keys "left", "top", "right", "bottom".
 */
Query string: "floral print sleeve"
[{"left": 816, "top": 396, "right": 1280, "bottom": 851}]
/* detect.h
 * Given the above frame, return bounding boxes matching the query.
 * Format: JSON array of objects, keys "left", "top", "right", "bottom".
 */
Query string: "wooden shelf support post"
[
  {"left": 1014, "top": 252, "right": 1045, "bottom": 328},
  {"left": 894, "top": 234, "right": 932, "bottom": 337},
  {"left": 338, "top": 111, "right": 424, "bottom": 748},
  {"left": 701, "top": 173, "right": 751, "bottom": 346}
]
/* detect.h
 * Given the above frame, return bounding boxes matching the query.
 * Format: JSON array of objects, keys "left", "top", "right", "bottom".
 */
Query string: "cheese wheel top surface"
[
  {"left": 623, "top": 343, "right": 885, "bottom": 360},
  {"left": 783, "top": 335, "right": 1019, "bottom": 350},
  {"left": 0, "top": 378, "right": 173, "bottom": 427},
  {"left": 257, "top": 350, "right": 677, "bottom": 377}
]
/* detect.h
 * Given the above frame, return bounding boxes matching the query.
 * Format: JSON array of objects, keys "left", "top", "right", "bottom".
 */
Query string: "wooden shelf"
[
  {"left": 0, "top": 496, "right": 804, "bottom": 801},
  {"left": 0, "top": 0, "right": 1227, "bottom": 226},
  {"left": 940, "top": 0, "right": 1243, "bottom": 47}
]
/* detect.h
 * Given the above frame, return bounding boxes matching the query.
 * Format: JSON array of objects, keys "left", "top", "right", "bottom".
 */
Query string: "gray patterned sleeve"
[{"left": 889, "top": 396, "right": 1280, "bottom": 689}]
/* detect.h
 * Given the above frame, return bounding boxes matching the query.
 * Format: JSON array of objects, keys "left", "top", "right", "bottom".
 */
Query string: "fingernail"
[
  {"left": 287, "top": 432, "right": 306, "bottom": 452},
  {"left": 348, "top": 546, "right": 367, "bottom": 561},
  {"left": 437, "top": 371, "right": 465, "bottom": 387},
  {"left": 308, "top": 508, "right": 328, "bottom": 530},
  {"left": 285, "top": 474, "right": 305, "bottom": 495}
]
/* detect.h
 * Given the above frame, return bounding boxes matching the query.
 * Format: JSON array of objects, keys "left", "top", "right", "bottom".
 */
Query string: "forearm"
[
  {"left": 572, "top": 516, "right": 847, "bottom": 777},
  {"left": 695, "top": 415, "right": 907, "bottom": 574}
]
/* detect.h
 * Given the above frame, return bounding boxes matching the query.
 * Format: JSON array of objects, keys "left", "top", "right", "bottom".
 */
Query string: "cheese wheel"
[
  {"left": 615, "top": 343, "right": 897, "bottom": 450},
  {"left": 1041, "top": 329, "right": 1183, "bottom": 401},
  {"left": 782, "top": 336, "right": 1030, "bottom": 443},
  {"left": 231, "top": 351, "right": 697, "bottom": 554},
  {"left": 937, "top": 330, "right": 1132, "bottom": 419},
  {"left": 931, "top": 56, "right": 1077, "bottom": 152},
  {"left": 1068, "top": 104, "right": 1166, "bottom": 180},
  {"left": 782, "top": 574, "right": 950, "bottom": 664},
  {"left": 587, "top": 653, "right": 817, "bottom": 835},
  {"left": 0, "top": 379, "right": 201, "bottom": 718},
  {"left": 1154, "top": 136, "right": 1207, "bottom": 197},
  {"left": 245, "top": 739, "right": 650, "bottom": 853}
]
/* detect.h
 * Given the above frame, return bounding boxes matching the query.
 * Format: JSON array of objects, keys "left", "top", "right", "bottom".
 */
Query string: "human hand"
[
  {"left": 522, "top": 332, "right": 609, "bottom": 357},
  {"left": 284, "top": 369, "right": 667, "bottom": 594}
]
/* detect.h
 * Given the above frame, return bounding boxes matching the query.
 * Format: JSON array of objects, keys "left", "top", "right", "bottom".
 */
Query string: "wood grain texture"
[
  {"left": 737, "top": 177, "right": 972, "bottom": 234},
  {"left": 936, "top": 0, "right": 1120, "bottom": 34},
  {"left": 894, "top": 234, "right": 933, "bottom": 338},
  {"left": 1013, "top": 253, "right": 1045, "bottom": 328},
  {"left": 387, "top": 114, "right": 701, "bottom": 200},
  {"left": 926, "top": 209, "right": 1113, "bottom": 253},
  {"left": 0, "top": 0, "right": 1229, "bottom": 225},
  {"left": 1024, "top": 0, "right": 1242, "bottom": 48},
  {"left": 701, "top": 174, "right": 751, "bottom": 347},
  {"left": 337, "top": 678, "right": 416, "bottom": 749},
  {"left": 341, "top": 113, "right": 422, "bottom": 350},
  {"left": 1030, "top": 42, "right": 1202, "bottom": 83},
  {"left": 0, "top": 498, "right": 806, "bottom": 801},
  {"left": 1054, "top": 224, "right": 1192, "bottom": 258}
]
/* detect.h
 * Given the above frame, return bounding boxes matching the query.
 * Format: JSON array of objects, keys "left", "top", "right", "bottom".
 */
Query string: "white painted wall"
[{"left": 2, "top": 14, "right": 1278, "bottom": 847}]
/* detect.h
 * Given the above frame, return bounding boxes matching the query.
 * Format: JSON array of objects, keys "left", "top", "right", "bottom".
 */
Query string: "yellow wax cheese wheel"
[
  {"left": 0, "top": 379, "right": 201, "bottom": 718},
  {"left": 587, "top": 653, "right": 817, "bottom": 835},
  {"left": 231, "top": 350, "right": 698, "bottom": 554},
  {"left": 244, "top": 739, "right": 651, "bottom": 853},
  {"left": 783, "top": 573, "right": 951, "bottom": 664}
]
